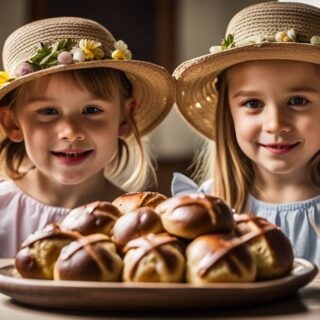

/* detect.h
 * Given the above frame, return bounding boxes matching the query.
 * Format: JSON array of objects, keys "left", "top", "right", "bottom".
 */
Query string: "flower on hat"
[
  {"left": 221, "top": 34, "right": 235, "bottom": 50},
  {"left": 0, "top": 71, "right": 15, "bottom": 88},
  {"left": 13, "top": 38, "right": 107, "bottom": 78},
  {"left": 6, "top": 36, "right": 132, "bottom": 83},
  {"left": 111, "top": 40, "right": 132, "bottom": 60},
  {"left": 79, "top": 39, "right": 104, "bottom": 60},
  {"left": 29, "top": 38, "right": 70, "bottom": 70},
  {"left": 209, "top": 29, "right": 320, "bottom": 54},
  {"left": 311, "top": 36, "right": 320, "bottom": 45},
  {"left": 275, "top": 29, "right": 296, "bottom": 42}
]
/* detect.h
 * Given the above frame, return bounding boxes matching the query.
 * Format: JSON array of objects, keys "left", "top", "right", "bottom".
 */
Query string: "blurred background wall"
[{"left": 1, "top": 0, "right": 317, "bottom": 195}]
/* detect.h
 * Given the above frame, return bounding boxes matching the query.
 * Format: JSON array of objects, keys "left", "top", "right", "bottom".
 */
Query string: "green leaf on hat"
[
  {"left": 29, "top": 39, "right": 70, "bottom": 69},
  {"left": 221, "top": 34, "right": 235, "bottom": 49}
]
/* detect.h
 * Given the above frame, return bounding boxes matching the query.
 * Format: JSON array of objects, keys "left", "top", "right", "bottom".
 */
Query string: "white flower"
[
  {"left": 209, "top": 46, "right": 221, "bottom": 54},
  {"left": 310, "top": 35, "right": 320, "bottom": 45},
  {"left": 112, "top": 40, "right": 132, "bottom": 60},
  {"left": 287, "top": 29, "right": 296, "bottom": 41},
  {"left": 70, "top": 47, "right": 86, "bottom": 62}
]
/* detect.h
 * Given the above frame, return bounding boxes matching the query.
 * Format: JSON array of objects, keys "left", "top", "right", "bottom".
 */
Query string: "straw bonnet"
[
  {"left": 173, "top": 1, "right": 320, "bottom": 140},
  {"left": 0, "top": 17, "right": 175, "bottom": 136}
]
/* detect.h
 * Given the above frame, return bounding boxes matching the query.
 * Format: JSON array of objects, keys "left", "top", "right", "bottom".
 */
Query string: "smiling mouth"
[
  {"left": 259, "top": 142, "right": 300, "bottom": 154},
  {"left": 51, "top": 150, "right": 93, "bottom": 158}
]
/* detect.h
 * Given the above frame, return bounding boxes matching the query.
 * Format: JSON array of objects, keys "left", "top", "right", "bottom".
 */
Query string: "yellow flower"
[
  {"left": 79, "top": 39, "right": 105, "bottom": 60},
  {"left": 275, "top": 30, "right": 296, "bottom": 43},
  {"left": 0, "top": 71, "right": 10, "bottom": 88},
  {"left": 112, "top": 40, "right": 132, "bottom": 60},
  {"left": 111, "top": 50, "right": 127, "bottom": 60}
]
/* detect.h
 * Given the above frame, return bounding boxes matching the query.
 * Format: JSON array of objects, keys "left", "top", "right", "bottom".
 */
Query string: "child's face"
[
  {"left": 11, "top": 73, "right": 127, "bottom": 185},
  {"left": 227, "top": 60, "right": 320, "bottom": 178}
]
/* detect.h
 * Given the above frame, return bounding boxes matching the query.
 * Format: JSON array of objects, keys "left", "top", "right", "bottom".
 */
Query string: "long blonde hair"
[
  {"left": 213, "top": 72, "right": 254, "bottom": 212},
  {"left": 195, "top": 71, "right": 320, "bottom": 212},
  {"left": 0, "top": 68, "right": 156, "bottom": 191}
]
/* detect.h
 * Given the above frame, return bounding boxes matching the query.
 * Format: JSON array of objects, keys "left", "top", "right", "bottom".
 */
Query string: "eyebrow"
[
  {"left": 24, "top": 97, "right": 52, "bottom": 104},
  {"left": 24, "top": 96, "right": 105, "bottom": 104},
  {"left": 231, "top": 87, "right": 319, "bottom": 99},
  {"left": 285, "top": 86, "right": 319, "bottom": 93},
  {"left": 231, "top": 90, "right": 260, "bottom": 99}
]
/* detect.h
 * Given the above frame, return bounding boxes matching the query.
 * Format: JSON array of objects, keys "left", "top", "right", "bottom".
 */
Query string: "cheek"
[
  {"left": 232, "top": 113, "right": 259, "bottom": 143},
  {"left": 299, "top": 118, "right": 320, "bottom": 148},
  {"left": 93, "top": 123, "right": 119, "bottom": 146},
  {"left": 22, "top": 123, "right": 50, "bottom": 142}
]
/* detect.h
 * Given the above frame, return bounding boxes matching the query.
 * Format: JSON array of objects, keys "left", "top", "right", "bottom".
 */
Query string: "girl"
[
  {"left": 0, "top": 17, "right": 174, "bottom": 258},
  {"left": 172, "top": 1, "right": 320, "bottom": 265}
]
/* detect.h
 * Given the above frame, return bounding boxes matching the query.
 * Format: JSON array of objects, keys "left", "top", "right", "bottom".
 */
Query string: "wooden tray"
[{"left": 0, "top": 258, "right": 317, "bottom": 311}]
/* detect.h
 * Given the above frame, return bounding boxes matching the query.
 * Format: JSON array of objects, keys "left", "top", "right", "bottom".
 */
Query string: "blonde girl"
[
  {"left": 173, "top": 2, "right": 320, "bottom": 265},
  {"left": 0, "top": 17, "right": 174, "bottom": 257}
]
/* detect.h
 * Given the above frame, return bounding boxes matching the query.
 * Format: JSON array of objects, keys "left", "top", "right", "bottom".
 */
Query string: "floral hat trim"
[
  {"left": 209, "top": 29, "right": 320, "bottom": 53},
  {"left": 0, "top": 38, "right": 132, "bottom": 89}
]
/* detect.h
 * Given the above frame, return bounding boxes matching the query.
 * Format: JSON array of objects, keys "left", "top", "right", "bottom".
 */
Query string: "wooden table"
[{"left": 0, "top": 259, "right": 319, "bottom": 320}]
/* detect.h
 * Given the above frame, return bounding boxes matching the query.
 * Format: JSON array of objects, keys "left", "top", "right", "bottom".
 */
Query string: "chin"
[
  {"left": 55, "top": 175, "right": 89, "bottom": 186},
  {"left": 262, "top": 165, "right": 299, "bottom": 176}
]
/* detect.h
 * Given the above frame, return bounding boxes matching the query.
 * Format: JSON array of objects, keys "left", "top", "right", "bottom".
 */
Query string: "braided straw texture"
[{"left": 228, "top": 1, "right": 320, "bottom": 44}]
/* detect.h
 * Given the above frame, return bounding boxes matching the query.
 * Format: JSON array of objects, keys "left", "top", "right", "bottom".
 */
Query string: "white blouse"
[{"left": 0, "top": 180, "right": 71, "bottom": 258}]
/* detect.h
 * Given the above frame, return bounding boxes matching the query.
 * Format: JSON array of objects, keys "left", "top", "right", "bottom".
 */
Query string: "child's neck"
[
  {"left": 252, "top": 168, "right": 320, "bottom": 204},
  {"left": 15, "top": 169, "right": 124, "bottom": 209}
]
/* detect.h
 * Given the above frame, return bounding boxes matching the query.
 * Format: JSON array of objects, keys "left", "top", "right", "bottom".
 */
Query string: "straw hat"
[
  {"left": 173, "top": 1, "right": 320, "bottom": 140},
  {"left": 0, "top": 16, "right": 175, "bottom": 136}
]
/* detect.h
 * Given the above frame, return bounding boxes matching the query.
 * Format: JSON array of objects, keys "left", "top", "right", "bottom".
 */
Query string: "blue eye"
[
  {"left": 38, "top": 108, "right": 58, "bottom": 115},
  {"left": 288, "top": 97, "right": 308, "bottom": 106},
  {"left": 83, "top": 105, "right": 103, "bottom": 114},
  {"left": 243, "top": 100, "right": 263, "bottom": 109}
]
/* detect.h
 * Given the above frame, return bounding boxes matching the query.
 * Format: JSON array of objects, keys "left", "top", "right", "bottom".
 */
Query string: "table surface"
[{"left": 0, "top": 259, "right": 319, "bottom": 320}]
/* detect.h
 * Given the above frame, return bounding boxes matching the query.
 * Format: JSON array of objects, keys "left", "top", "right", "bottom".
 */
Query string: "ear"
[
  {"left": 118, "top": 98, "right": 137, "bottom": 138},
  {"left": 0, "top": 108, "right": 24, "bottom": 142}
]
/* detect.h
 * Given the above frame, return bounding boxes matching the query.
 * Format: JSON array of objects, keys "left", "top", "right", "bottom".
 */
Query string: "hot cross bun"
[
  {"left": 112, "top": 191, "right": 167, "bottom": 214},
  {"left": 122, "top": 233, "right": 185, "bottom": 283},
  {"left": 155, "top": 194, "right": 235, "bottom": 239},
  {"left": 15, "top": 224, "right": 80, "bottom": 279},
  {"left": 54, "top": 234, "right": 123, "bottom": 281},
  {"left": 186, "top": 233, "right": 256, "bottom": 283},
  {"left": 60, "top": 201, "right": 122, "bottom": 236},
  {"left": 234, "top": 213, "right": 294, "bottom": 279},
  {"left": 112, "top": 207, "right": 165, "bottom": 252}
]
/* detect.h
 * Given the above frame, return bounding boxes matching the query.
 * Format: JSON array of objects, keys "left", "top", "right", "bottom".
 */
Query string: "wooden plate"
[{"left": 0, "top": 258, "right": 317, "bottom": 311}]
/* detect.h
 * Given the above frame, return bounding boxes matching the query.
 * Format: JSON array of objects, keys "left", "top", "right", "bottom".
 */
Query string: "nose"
[
  {"left": 58, "top": 117, "right": 85, "bottom": 141},
  {"left": 262, "top": 106, "right": 291, "bottom": 134}
]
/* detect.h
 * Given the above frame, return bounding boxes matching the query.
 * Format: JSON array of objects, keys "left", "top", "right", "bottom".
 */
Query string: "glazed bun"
[
  {"left": 234, "top": 214, "right": 294, "bottom": 279},
  {"left": 54, "top": 234, "right": 123, "bottom": 281},
  {"left": 60, "top": 201, "right": 122, "bottom": 236},
  {"left": 123, "top": 233, "right": 185, "bottom": 283},
  {"left": 155, "top": 194, "right": 235, "bottom": 239},
  {"left": 112, "top": 207, "right": 165, "bottom": 251},
  {"left": 15, "top": 224, "right": 80, "bottom": 279},
  {"left": 186, "top": 234, "right": 256, "bottom": 283},
  {"left": 112, "top": 191, "right": 167, "bottom": 214}
]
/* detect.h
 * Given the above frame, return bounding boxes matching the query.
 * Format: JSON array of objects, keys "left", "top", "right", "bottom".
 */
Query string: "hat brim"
[
  {"left": 173, "top": 42, "right": 320, "bottom": 140},
  {"left": 0, "top": 59, "right": 175, "bottom": 137}
]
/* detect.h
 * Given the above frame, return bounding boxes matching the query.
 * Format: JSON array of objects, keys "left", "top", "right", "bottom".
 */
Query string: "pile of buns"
[{"left": 15, "top": 192, "right": 294, "bottom": 283}]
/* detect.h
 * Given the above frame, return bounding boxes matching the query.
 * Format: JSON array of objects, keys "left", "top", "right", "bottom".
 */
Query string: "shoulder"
[
  {"left": 0, "top": 180, "right": 22, "bottom": 202},
  {"left": 0, "top": 179, "right": 70, "bottom": 218}
]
